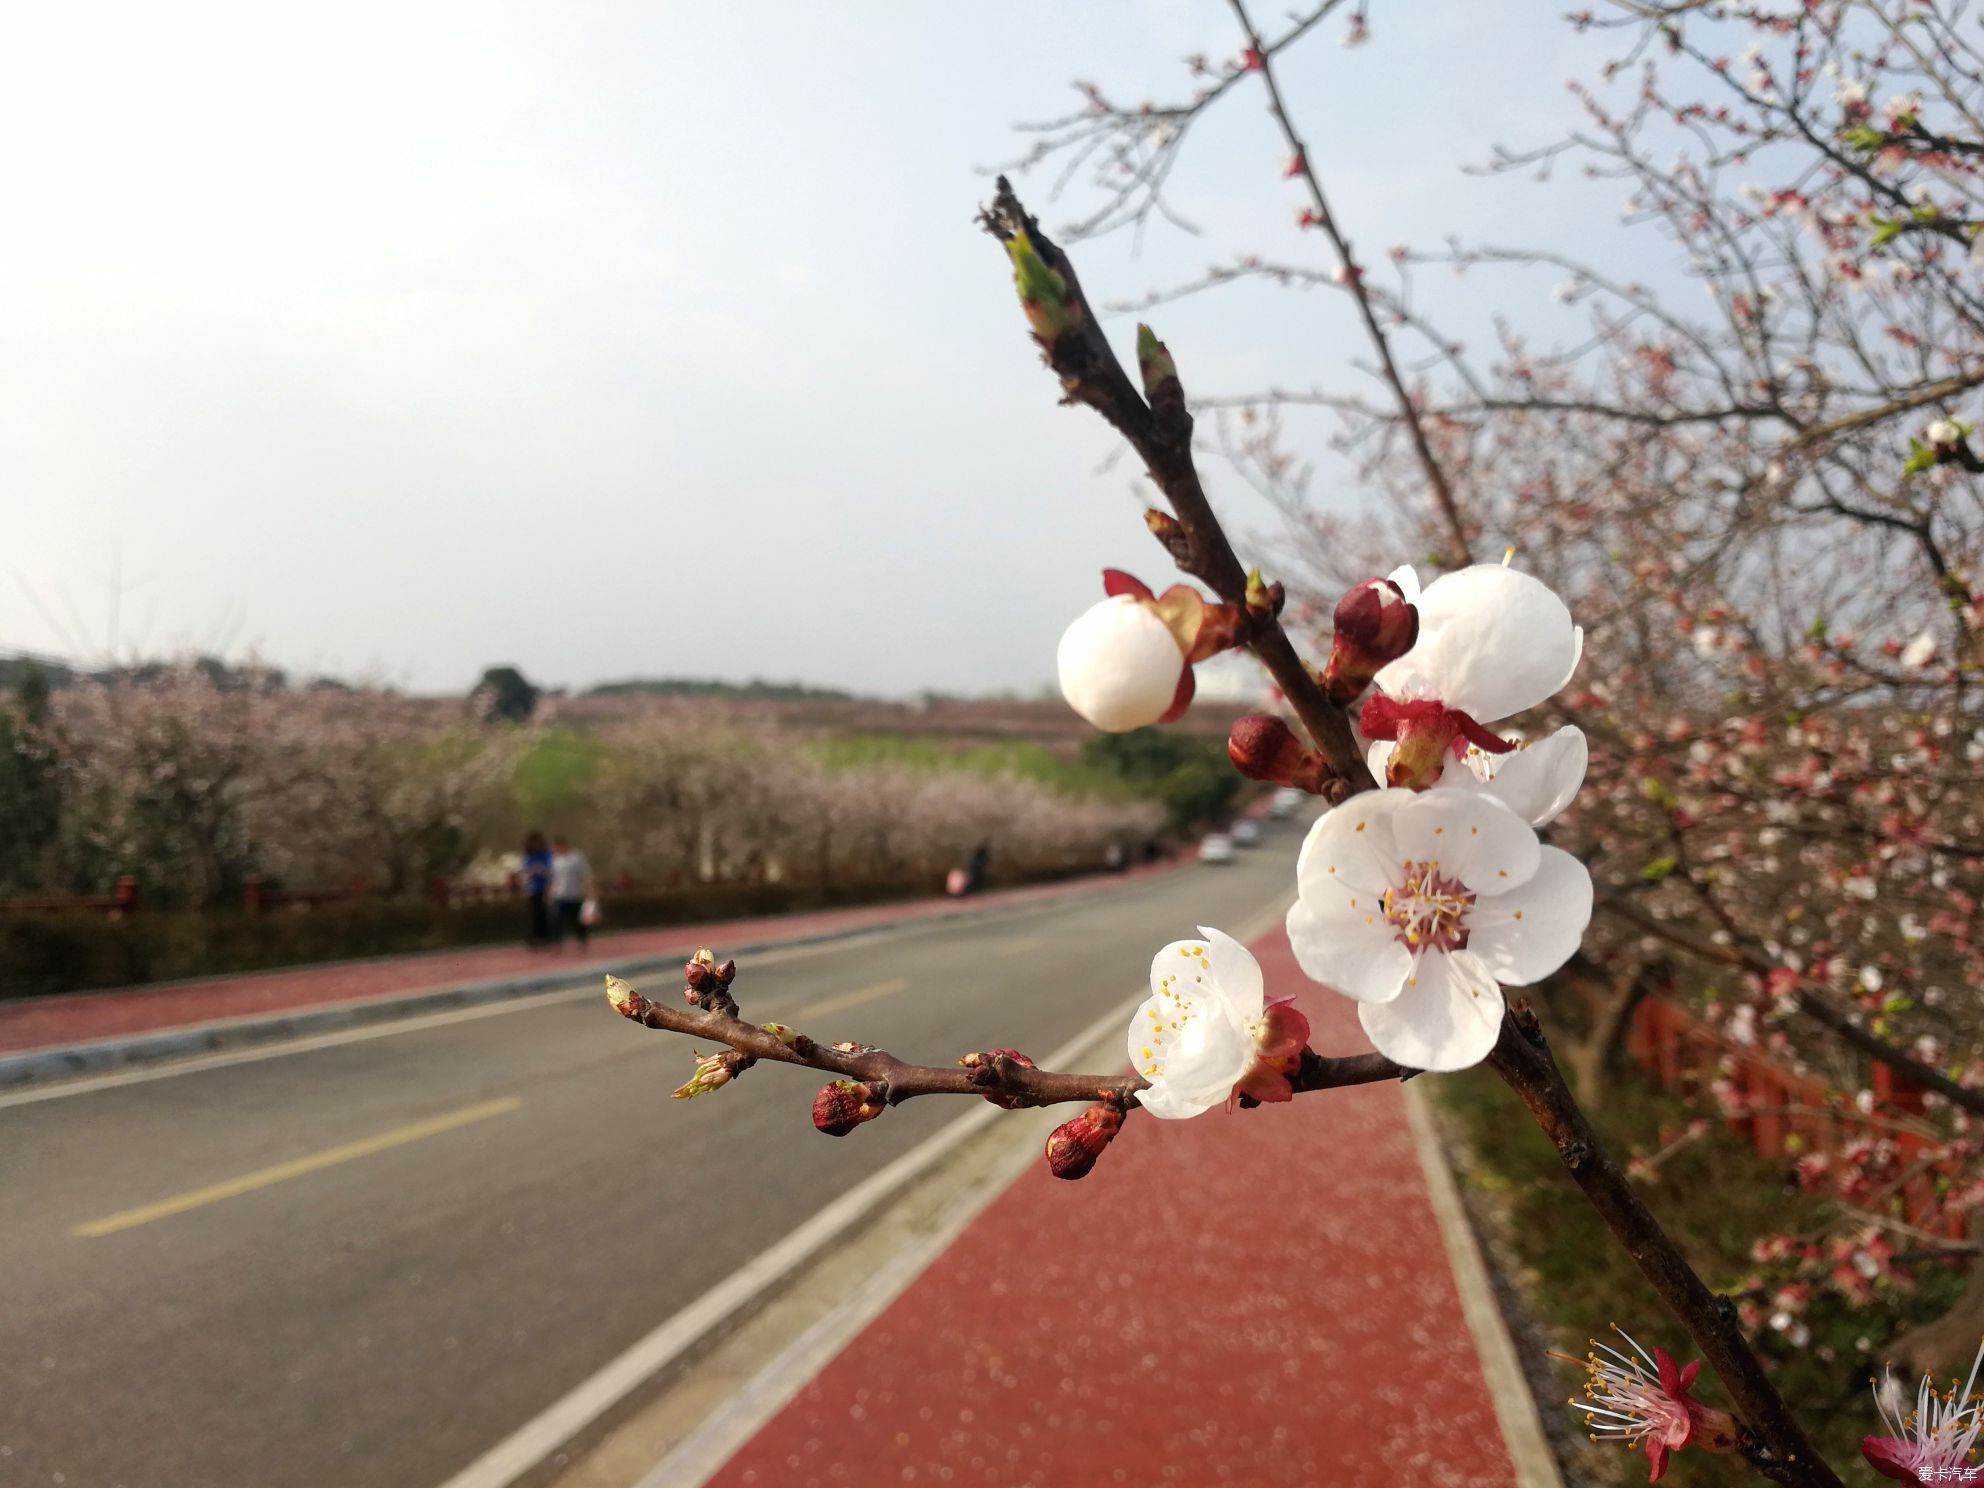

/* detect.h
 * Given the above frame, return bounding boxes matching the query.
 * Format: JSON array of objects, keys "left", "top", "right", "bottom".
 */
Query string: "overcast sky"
[{"left": 1, "top": 3, "right": 1643, "bottom": 697}]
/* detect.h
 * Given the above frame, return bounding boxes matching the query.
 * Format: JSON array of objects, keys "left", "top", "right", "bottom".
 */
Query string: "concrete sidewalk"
[
  {"left": 0, "top": 867, "right": 1174, "bottom": 1063},
  {"left": 700, "top": 928, "right": 1553, "bottom": 1488}
]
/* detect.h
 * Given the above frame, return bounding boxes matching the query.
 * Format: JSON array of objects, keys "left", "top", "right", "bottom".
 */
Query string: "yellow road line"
[
  {"left": 72, "top": 1097, "right": 524, "bottom": 1239},
  {"left": 798, "top": 978, "right": 910, "bottom": 1022}
]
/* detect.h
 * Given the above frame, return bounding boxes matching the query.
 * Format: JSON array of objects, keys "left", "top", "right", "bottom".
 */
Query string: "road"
[{"left": 0, "top": 823, "right": 1305, "bottom": 1488}]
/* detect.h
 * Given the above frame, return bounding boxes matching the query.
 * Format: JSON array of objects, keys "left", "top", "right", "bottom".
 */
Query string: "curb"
[
  {"left": 1403, "top": 1081, "right": 1567, "bottom": 1487},
  {"left": 0, "top": 875, "right": 1156, "bottom": 1090}
]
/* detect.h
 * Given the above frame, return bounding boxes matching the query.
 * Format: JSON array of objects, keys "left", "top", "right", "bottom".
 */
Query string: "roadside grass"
[
  {"left": 1432, "top": 1066, "right": 1962, "bottom": 1485},
  {"left": 811, "top": 734, "right": 1139, "bottom": 798},
  {"left": 511, "top": 728, "right": 607, "bottom": 823}
]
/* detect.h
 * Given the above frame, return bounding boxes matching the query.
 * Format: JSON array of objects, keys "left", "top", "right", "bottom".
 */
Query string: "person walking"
[
  {"left": 521, "top": 830, "right": 553, "bottom": 948},
  {"left": 549, "top": 835, "right": 595, "bottom": 950}
]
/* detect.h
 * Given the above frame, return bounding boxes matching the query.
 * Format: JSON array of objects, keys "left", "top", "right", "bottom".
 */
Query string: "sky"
[{"left": 0, "top": 2, "right": 1647, "bottom": 698}]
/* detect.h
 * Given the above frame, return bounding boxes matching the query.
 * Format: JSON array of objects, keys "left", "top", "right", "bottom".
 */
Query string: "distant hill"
[{"left": 584, "top": 676, "right": 858, "bottom": 703}]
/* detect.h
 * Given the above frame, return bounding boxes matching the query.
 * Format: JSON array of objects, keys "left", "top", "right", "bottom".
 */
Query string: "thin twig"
[{"left": 1226, "top": 0, "right": 1474, "bottom": 566}]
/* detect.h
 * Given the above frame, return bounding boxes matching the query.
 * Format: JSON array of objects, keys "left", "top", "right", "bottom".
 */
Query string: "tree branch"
[
  {"left": 978, "top": 178, "right": 1373, "bottom": 793},
  {"left": 607, "top": 969, "right": 1406, "bottom": 1109},
  {"left": 1489, "top": 1008, "right": 1845, "bottom": 1488}
]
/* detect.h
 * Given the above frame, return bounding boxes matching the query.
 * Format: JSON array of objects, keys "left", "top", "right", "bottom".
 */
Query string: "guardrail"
[{"left": 1627, "top": 995, "right": 1952, "bottom": 1237}]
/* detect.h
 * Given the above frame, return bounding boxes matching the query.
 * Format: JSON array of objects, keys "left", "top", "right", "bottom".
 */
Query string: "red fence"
[{"left": 1628, "top": 996, "right": 1955, "bottom": 1237}]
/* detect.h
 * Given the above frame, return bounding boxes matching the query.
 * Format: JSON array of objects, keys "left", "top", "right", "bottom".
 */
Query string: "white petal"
[
  {"left": 1148, "top": 937, "right": 1211, "bottom": 998},
  {"left": 1465, "top": 846, "right": 1593, "bottom": 986},
  {"left": 1375, "top": 565, "right": 1580, "bottom": 722},
  {"left": 1287, "top": 897, "right": 1414, "bottom": 1002},
  {"left": 1358, "top": 950, "right": 1505, "bottom": 1071},
  {"left": 1484, "top": 726, "right": 1588, "bottom": 826},
  {"left": 1127, "top": 990, "right": 1169, "bottom": 1071},
  {"left": 1295, "top": 790, "right": 1406, "bottom": 898},
  {"left": 1056, "top": 596, "right": 1185, "bottom": 732},
  {"left": 1198, "top": 925, "right": 1264, "bottom": 1020},
  {"left": 1137, "top": 1081, "right": 1224, "bottom": 1120},
  {"left": 1386, "top": 563, "right": 1421, "bottom": 602},
  {"left": 1141, "top": 992, "right": 1251, "bottom": 1112},
  {"left": 1389, "top": 789, "right": 1540, "bottom": 893}
]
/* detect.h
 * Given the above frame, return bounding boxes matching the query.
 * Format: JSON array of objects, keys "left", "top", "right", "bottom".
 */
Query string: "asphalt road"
[{"left": 0, "top": 826, "right": 1304, "bottom": 1488}]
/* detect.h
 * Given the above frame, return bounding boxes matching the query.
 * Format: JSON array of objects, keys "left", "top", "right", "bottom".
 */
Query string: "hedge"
[{"left": 0, "top": 864, "right": 1103, "bottom": 1001}]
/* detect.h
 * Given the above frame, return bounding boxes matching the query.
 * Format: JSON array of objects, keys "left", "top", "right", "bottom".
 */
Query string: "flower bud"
[
  {"left": 1227, "top": 715, "right": 1335, "bottom": 793},
  {"left": 1321, "top": 577, "right": 1419, "bottom": 704},
  {"left": 813, "top": 1080, "right": 886, "bottom": 1136},
  {"left": 1244, "top": 568, "right": 1284, "bottom": 619},
  {"left": 1144, "top": 508, "right": 1190, "bottom": 564},
  {"left": 672, "top": 1049, "right": 746, "bottom": 1100},
  {"left": 959, "top": 1048, "right": 1038, "bottom": 1109},
  {"left": 1057, "top": 595, "right": 1190, "bottom": 732},
  {"left": 760, "top": 1022, "right": 800, "bottom": 1047},
  {"left": 604, "top": 975, "right": 645, "bottom": 1017},
  {"left": 1007, "top": 228, "right": 1082, "bottom": 343},
  {"left": 1044, "top": 1102, "right": 1124, "bottom": 1180},
  {"left": 684, "top": 956, "right": 715, "bottom": 993},
  {"left": 1927, "top": 417, "right": 1961, "bottom": 448},
  {"left": 713, "top": 959, "right": 738, "bottom": 987},
  {"left": 1136, "top": 324, "right": 1185, "bottom": 429}
]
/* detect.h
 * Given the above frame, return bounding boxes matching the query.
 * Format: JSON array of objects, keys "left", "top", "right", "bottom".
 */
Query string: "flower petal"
[
  {"left": 1287, "top": 897, "right": 1414, "bottom": 1003},
  {"left": 1861, "top": 1436, "right": 1924, "bottom": 1483},
  {"left": 1199, "top": 925, "right": 1264, "bottom": 1020},
  {"left": 1389, "top": 788, "right": 1540, "bottom": 894},
  {"left": 1386, "top": 563, "right": 1421, "bottom": 603},
  {"left": 1357, "top": 949, "right": 1505, "bottom": 1071},
  {"left": 1136, "top": 1081, "right": 1225, "bottom": 1121},
  {"left": 1465, "top": 846, "right": 1593, "bottom": 986},
  {"left": 1295, "top": 790, "right": 1405, "bottom": 899},
  {"left": 1483, "top": 725, "right": 1587, "bottom": 826},
  {"left": 1373, "top": 565, "right": 1579, "bottom": 722}
]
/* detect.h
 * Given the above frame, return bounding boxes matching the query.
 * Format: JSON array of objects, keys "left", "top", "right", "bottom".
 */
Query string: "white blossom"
[
  {"left": 1287, "top": 788, "right": 1592, "bottom": 1070},
  {"left": 1129, "top": 928, "right": 1308, "bottom": 1119}
]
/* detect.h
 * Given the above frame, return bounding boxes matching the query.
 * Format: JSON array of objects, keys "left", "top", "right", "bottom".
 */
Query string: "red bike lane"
[{"left": 706, "top": 928, "right": 1524, "bottom": 1488}]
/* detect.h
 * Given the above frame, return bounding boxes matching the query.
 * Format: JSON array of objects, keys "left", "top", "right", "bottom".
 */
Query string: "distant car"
[
  {"left": 1269, "top": 787, "right": 1305, "bottom": 819},
  {"left": 1230, "top": 819, "right": 1262, "bottom": 848},
  {"left": 1198, "top": 832, "right": 1235, "bottom": 864}
]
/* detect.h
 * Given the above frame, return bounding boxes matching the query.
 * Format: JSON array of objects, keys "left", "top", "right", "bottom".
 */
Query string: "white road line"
[{"left": 434, "top": 894, "right": 1297, "bottom": 1488}]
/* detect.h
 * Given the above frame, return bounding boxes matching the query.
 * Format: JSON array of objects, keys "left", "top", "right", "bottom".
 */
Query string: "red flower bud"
[
  {"left": 713, "top": 959, "right": 738, "bottom": 987},
  {"left": 1321, "top": 577, "right": 1419, "bottom": 703},
  {"left": 1227, "top": 715, "right": 1335, "bottom": 793},
  {"left": 813, "top": 1080, "right": 886, "bottom": 1137},
  {"left": 959, "top": 1049, "right": 1038, "bottom": 1109},
  {"left": 1044, "top": 1102, "right": 1124, "bottom": 1180},
  {"left": 684, "top": 959, "right": 715, "bottom": 992}
]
